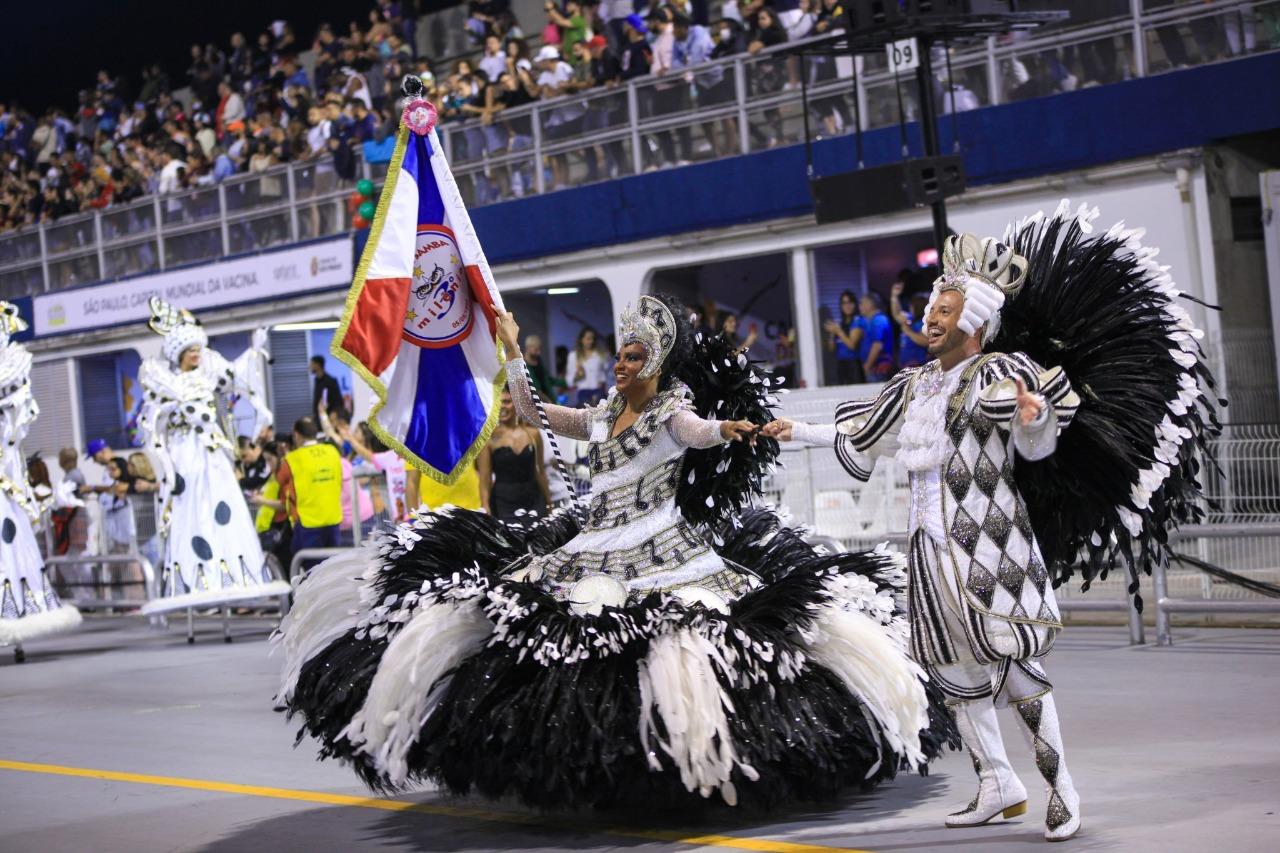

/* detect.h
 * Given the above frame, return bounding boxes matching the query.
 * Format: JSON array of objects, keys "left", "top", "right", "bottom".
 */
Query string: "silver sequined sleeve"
[
  {"left": 507, "top": 358, "right": 592, "bottom": 440},
  {"left": 668, "top": 409, "right": 726, "bottom": 449}
]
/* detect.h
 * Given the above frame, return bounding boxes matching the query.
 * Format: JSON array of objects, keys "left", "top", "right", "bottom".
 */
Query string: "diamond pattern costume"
[
  {"left": 799, "top": 199, "right": 1221, "bottom": 840},
  {"left": 791, "top": 230, "right": 1086, "bottom": 840},
  {"left": 799, "top": 349, "right": 1078, "bottom": 699}
]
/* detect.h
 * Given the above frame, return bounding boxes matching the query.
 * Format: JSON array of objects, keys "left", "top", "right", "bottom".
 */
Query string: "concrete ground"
[{"left": 1, "top": 617, "right": 1277, "bottom": 853}]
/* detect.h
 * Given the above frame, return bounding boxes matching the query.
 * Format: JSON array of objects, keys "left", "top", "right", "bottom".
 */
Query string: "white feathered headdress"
[{"left": 0, "top": 301, "right": 28, "bottom": 348}]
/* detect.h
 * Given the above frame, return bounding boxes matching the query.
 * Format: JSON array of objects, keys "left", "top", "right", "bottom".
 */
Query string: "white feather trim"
[
  {"left": 0, "top": 603, "right": 82, "bottom": 645},
  {"left": 1117, "top": 505, "right": 1143, "bottom": 537},
  {"left": 799, "top": 600, "right": 929, "bottom": 769},
  {"left": 637, "top": 627, "right": 758, "bottom": 804},
  {"left": 274, "top": 548, "right": 372, "bottom": 701},
  {"left": 340, "top": 599, "right": 492, "bottom": 785}
]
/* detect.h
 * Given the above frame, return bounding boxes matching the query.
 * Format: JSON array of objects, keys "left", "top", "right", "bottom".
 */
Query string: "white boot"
[
  {"left": 1014, "top": 693, "right": 1082, "bottom": 842},
  {"left": 945, "top": 698, "right": 1029, "bottom": 828}
]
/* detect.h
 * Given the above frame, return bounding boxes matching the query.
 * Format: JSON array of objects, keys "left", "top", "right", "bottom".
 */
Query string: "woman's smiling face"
[{"left": 614, "top": 342, "right": 650, "bottom": 392}]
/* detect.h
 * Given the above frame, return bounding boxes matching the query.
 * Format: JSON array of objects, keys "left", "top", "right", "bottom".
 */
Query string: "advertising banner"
[{"left": 32, "top": 238, "right": 352, "bottom": 337}]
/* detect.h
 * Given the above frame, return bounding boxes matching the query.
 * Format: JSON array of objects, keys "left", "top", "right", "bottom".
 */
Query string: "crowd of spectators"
[
  {"left": 2, "top": 0, "right": 1272, "bottom": 235},
  {"left": 0, "top": 2, "right": 420, "bottom": 236},
  {"left": 824, "top": 269, "right": 933, "bottom": 386},
  {"left": 0, "top": 0, "right": 864, "bottom": 233}
]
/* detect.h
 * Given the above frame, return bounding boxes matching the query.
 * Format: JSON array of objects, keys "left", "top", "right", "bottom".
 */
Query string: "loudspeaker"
[
  {"left": 809, "top": 156, "right": 966, "bottom": 224},
  {"left": 845, "top": 0, "right": 1015, "bottom": 33}
]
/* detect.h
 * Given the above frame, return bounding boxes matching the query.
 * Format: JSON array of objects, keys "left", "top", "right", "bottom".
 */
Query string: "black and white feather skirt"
[{"left": 275, "top": 506, "right": 958, "bottom": 809}]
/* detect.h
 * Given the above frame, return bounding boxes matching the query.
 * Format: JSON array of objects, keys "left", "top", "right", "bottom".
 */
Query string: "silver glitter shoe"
[
  {"left": 1014, "top": 693, "right": 1082, "bottom": 842},
  {"left": 946, "top": 698, "right": 1029, "bottom": 828}
]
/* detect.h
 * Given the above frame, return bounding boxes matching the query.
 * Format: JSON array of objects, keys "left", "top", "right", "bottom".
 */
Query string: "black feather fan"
[{"left": 990, "top": 203, "right": 1221, "bottom": 594}]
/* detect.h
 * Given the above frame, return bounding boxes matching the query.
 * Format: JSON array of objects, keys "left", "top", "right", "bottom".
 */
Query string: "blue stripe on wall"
[{"left": 469, "top": 53, "right": 1280, "bottom": 264}]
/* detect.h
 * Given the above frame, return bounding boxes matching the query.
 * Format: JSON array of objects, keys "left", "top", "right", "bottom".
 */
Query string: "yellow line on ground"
[{"left": 0, "top": 758, "right": 872, "bottom": 853}]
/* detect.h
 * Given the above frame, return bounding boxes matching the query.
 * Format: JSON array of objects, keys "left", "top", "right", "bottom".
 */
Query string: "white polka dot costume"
[
  {"left": 0, "top": 302, "right": 83, "bottom": 647},
  {"left": 139, "top": 298, "right": 290, "bottom": 615}
]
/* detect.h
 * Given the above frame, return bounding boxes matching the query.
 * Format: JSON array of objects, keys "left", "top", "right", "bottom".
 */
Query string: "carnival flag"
[{"left": 333, "top": 99, "right": 505, "bottom": 484}]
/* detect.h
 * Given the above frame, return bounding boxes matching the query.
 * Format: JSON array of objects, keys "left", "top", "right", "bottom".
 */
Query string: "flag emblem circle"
[{"left": 403, "top": 225, "right": 474, "bottom": 348}]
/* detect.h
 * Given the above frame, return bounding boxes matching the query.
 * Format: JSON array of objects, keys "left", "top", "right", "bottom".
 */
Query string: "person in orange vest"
[{"left": 277, "top": 417, "right": 344, "bottom": 567}]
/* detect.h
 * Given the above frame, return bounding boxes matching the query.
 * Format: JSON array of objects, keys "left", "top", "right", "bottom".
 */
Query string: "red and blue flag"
[{"left": 333, "top": 113, "right": 504, "bottom": 484}]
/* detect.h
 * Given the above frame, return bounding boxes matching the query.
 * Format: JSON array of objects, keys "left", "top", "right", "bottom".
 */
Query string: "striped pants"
[{"left": 907, "top": 530, "right": 1053, "bottom": 706}]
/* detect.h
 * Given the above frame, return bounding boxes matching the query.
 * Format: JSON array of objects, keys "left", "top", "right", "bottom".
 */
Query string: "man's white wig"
[{"left": 926, "top": 234, "right": 1028, "bottom": 346}]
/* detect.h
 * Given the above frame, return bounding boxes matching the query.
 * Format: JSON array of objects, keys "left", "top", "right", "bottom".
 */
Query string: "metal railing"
[
  {"left": 290, "top": 548, "right": 348, "bottom": 580},
  {"left": 2, "top": 0, "right": 1277, "bottom": 298},
  {"left": 770, "top": 420, "right": 1280, "bottom": 534},
  {"left": 45, "top": 551, "right": 157, "bottom": 611},
  {"left": 1156, "top": 522, "right": 1280, "bottom": 645}
]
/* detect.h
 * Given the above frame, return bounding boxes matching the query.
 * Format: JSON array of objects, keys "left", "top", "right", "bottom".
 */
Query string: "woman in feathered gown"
[
  {"left": 276, "top": 294, "right": 956, "bottom": 808},
  {"left": 138, "top": 297, "right": 291, "bottom": 616},
  {"left": 0, "top": 302, "right": 82, "bottom": 659}
]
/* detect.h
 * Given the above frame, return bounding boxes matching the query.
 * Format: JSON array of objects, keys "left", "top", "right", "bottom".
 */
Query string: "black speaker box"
[
  {"left": 846, "top": 0, "right": 1015, "bottom": 33},
  {"left": 809, "top": 156, "right": 966, "bottom": 224}
]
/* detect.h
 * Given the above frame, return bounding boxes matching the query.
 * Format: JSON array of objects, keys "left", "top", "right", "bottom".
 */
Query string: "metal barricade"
[
  {"left": 44, "top": 552, "right": 158, "bottom": 611},
  {"left": 346, "top": 467, "right": 401, "bottom": 547},
  {"left": 289, "top": 548, "right": 349, "bottom": 581},
  {"left": 1155, "top": 522, "right": 1280, "bottom": 645}
]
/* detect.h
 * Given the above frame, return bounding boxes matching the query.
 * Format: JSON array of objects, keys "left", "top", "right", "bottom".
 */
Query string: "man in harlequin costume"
[{"left": 769, "top": 203, "right": 1219, "bottom": 842}]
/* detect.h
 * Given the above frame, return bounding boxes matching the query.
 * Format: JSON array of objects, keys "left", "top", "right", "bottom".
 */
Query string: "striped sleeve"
[
  {"left": 833, "top": 369, "right": 914, "bottom": 452},
  {"left": 977, "top": 353, "right": 1079, "bottom": 431},
  {"left": 834, "top": 435, "right": 874, "bottom": 482}
]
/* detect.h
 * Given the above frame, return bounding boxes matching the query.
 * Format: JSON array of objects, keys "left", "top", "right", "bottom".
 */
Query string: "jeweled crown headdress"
[
  {"left": 929, "top": 233, "right": 1028, "bottom": 345},
  {"left": 148, "top": 296, "right": 208, "bottom": 364},
  {"left": 618, "top": 295, "right": 677, "bottom": 379}
]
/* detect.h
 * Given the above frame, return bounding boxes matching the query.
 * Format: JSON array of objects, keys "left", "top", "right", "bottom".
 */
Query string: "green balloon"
[
  {"left": 358, "top": 201, "right": 376, "bottom": 221},
  {"left": 356, "top": 179, "right": 375, "bottom": 198}
]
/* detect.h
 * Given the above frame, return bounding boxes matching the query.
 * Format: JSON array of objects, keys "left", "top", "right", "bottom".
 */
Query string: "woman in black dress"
[{"left": 476, "top": 387, "right": 552, "bottom": 523}]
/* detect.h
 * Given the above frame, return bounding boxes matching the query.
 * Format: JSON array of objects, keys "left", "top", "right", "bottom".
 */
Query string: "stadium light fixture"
[{"left": 546, "top": 287, "right": 580, "bottom": 295}]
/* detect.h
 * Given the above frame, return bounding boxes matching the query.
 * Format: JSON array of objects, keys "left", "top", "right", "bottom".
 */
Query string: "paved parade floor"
[{"left": 1, "top": 618, "right": 1277, "bottom": 853}]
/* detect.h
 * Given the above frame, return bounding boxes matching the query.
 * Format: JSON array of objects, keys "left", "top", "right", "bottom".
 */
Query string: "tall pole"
[{"left": 914, "top": 36, "right": 949, "bottom": 253}]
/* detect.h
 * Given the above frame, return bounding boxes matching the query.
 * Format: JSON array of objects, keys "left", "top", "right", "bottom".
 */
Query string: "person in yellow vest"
[{"left": 277, "top": 418, "right": 344, "bottom": 564}]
